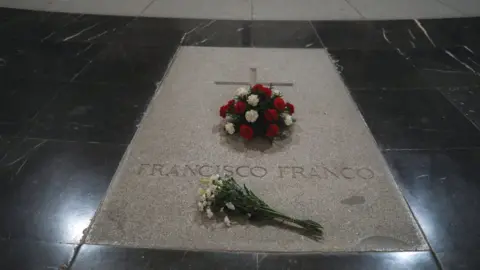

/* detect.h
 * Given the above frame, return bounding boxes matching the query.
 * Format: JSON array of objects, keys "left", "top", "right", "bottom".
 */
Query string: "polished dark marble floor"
[
  {"left": 73, "top": 43, "right": 179, "bottom": 84},
  {"left": 350, "top": 89, "right": 480, "bottom": 150},
  {"left": 407, "top": 47, "right": 480, "bottom": 88},
  {"left": 0, "top": 240, "right": 73, "bottom": 269},
  {"left": 311, "top": 20, "right": 434, "bottom": 50},
  {"left": 418, "top": 18, "right": 480, "bottom": 49},
  {"left": 0, "top": 80, "right": 62, "bottom": 136},
  {"left": 0, "top": 138, "right": 125, "bottom": 243},
  {"left": 70, "top": 245, "right": 438, "bottom": 270},
  {"left": 1, "top": 41, "right": 103, "bottom": 82},
  {"left": 328, "top": 49, "right": 426, "bottom": 89},
  {"left": 441, "top": 86, "right": 480, "bottom": 130},
  {"left": 385, "top": 149, "right": 480, "bottom": 254},
  {"left": 1, "top": 7, "right": 480, "bottom": 270},
  {"left": 28, "top": 82, "right": 156, "bottom": 143}
]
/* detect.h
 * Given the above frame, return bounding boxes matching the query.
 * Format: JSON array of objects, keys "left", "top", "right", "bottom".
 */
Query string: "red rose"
[
  {"left": 234, "top": 101, "right": 247, "bottom": 114},
  {"left": 239, "top": 124, "right": 254, "bottom": 140},
  {"left": 264, "top": 109, "right": 279, "bottom": 122},
  {"left": 286, "top": 102, "right": 295, "bottom": 114},
  {"left": 273, "top": 97, "right": 286, "bottom": 111},
  {"left": 219, "top": 105, "right": 228, "bottom": 118},
  {"left": 266, "top": 124, "right": 280, "bottom": 137},
  {"left": 252, "top": 84, "right": 271, "bottom": 97},
  {"left": 252, "top": 84, "right": 263, "bottom": 93},
  {"left": 228, "top": 99, "right": 235, "bottom": 107},
  {"left": 260, "top": 86, "right": 272, "bottom": 98}
]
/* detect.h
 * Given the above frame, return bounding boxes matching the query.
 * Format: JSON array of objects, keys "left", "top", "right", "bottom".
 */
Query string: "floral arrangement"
[
  {"left": 219, "top": 84, "right": 295, "bottom": 140},
  {"left": 197, "top": 174, "right": 323, "bottom": 239}
]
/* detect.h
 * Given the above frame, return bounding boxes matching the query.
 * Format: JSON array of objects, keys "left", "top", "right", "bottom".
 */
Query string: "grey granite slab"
[
  {"left": 347, "top": 0, "right": 461, "bottom": 19},
  {"left": 252, "top": 0, "right": 362, "bottom": 20},
  {"left": 86, "top": 47, "right": 427, "bottom": 252},
  {"left": 48, "top": 0, "right": 153, "bottom": 16},
  {"left": 437, "top": 0, "right": 480, "bottom": 16},
  {"left": 141, "top": 0, "right": 251, "bottom": 19}
]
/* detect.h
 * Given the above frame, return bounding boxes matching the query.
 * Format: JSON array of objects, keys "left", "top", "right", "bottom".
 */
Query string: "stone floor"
[
  {"left": 0, "top": 0, "right": 479, "bottom": 19},
  {"left": 1, "top": 3, "right": 480, "bottom": 270}
]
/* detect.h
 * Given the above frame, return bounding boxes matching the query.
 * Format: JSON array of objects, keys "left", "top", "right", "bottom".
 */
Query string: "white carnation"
[
  {"left": 283, "top": 113, "right": 293, "bottom": 126},
  {"left": 247, "top": 94, "right": 259, "bottom": 107},
  {"left": 197, "top": 202, "right": 205, "bottom": 212},
  {"left": 245, "top": 110, "right": 259, "bottom": 123},
  {"left": 206, "top": 208, "right": 214, "bottom": 219},
  {"left": 272, "top": 89, "right": 281, "bottom": 97},
  {"left": 236, "top": 87, "right": 249, "bottom": 97},
  {"left": 224, "top": 123, "right": 235, "bottom": 134},
  {"left": 210, "top": 174, "right": 219, "bottom": 181},
  {"left": 225, "top": 202, "right": 235, "bottom": 210},
  {"left": 224, "top": 216, "right": 231, "bottom": 227}
]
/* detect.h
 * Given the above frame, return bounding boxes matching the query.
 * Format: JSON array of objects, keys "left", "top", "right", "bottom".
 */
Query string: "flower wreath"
[{"left": 219, "top": 84, "right": 295, "bottom": 140}]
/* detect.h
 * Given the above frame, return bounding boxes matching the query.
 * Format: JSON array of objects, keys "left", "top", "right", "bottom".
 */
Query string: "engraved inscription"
[{"left": 137, "top": 164, "right": 375, "bottom": 180}]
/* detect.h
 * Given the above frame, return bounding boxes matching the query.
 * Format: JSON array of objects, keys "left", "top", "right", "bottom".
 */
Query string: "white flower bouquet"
[{"left": 197, "top": 175, "right": 323, "bottom": 239}]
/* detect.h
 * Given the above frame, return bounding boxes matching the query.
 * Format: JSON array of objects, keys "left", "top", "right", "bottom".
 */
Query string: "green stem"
[
  {"left": 257, "top": 207, "right": 323, "bottom": 234},
  {"left": 218, "top": 178, "right": 323, "bottom": 237}
]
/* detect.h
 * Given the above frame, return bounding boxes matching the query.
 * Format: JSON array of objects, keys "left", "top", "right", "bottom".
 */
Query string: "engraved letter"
[
  {"left": 236, "top": 166, "right": 249, "bottom": 177},
  {"left": 183, "top": 164, "right": 198, "bottom": 176},
  {"left": 138, "top": 164, "right": 151, "bottom": 175},
  {"left": 278, "top": 166, "right": 290, "bottom": 178},
  {"left": 341, "top": 167, "right": 355, "bottom": 179},
  {"left": 224, "top": 165, "right": 235, "bottom": 177},
  {"left": 152, "top": 164, "right": 165, "bottom": 176},
  {"left": 357, "top": 168, "right": 374, "bottom": 179},
  {"left": 199, "top": 165, "right": 214, "bottom": 177},
  {"left": 292, "top": 166, "right": 307, "bottom": 179},
  {"left": 250, "top": 166, "right": 268, "bottom": 178},
  {"left": 323, "top": 167, "right": 339, "bottom": 179},
  {"left": 309, "top": 167, "right": 322, "bottom": 178},
  {"left": 167, "top": 165, "right": 180, "bottom": 177}
]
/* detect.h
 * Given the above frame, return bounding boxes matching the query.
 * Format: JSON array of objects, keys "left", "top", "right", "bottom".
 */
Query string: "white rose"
[
  {"left": 245, "top": 110, "right": 259, "bottom": 123},
  {"left": 247, "top": 94, "right": 259, "bottom": 107},
  {"left": 224, "top": 123, "right": 235, "bottom": 134},
  {"left": 272, "top": 89, "right": 281, "bottom": 97},
  {"left": 283, "top": 113, "right": 293, "bottom": 126},
  {"left": 236, "top": 87, "right": 249, "bottom": 97}
]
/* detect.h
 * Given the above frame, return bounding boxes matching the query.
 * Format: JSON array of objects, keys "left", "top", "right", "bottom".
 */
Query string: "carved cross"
[{"left": 215, "top": 68, "right": 293, "bottom": 87}]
